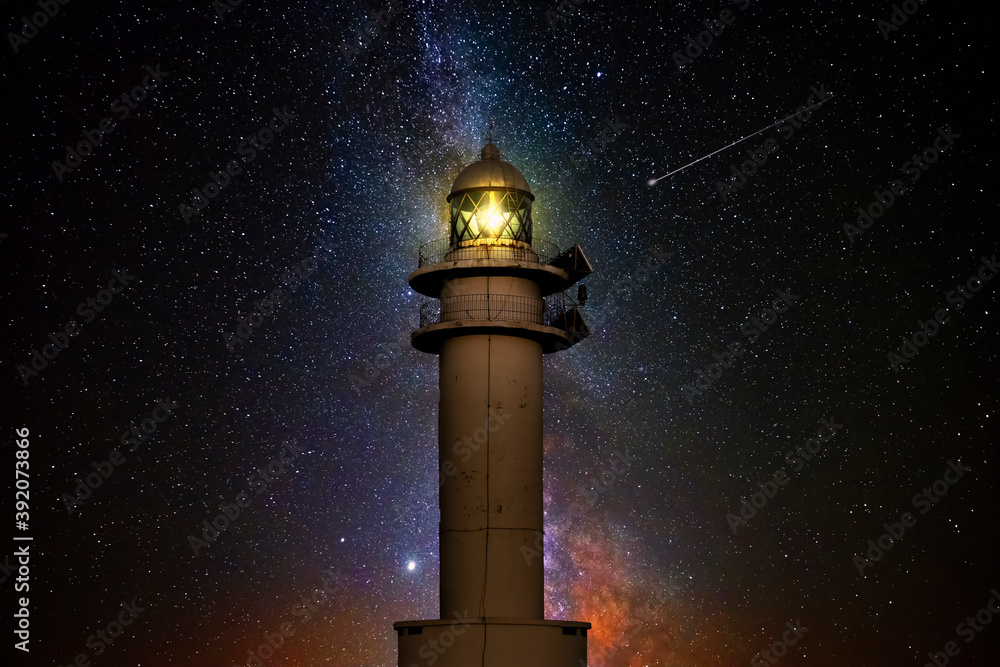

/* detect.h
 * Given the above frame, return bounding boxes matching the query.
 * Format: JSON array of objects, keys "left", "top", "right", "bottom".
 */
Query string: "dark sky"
[{"left": 3, "top": 0, "right": 999, "bottom": 665}]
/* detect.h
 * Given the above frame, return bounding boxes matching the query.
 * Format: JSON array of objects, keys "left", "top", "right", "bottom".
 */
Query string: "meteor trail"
[{"left": 647, "top": 93, "right": 838, "bottom": 187}]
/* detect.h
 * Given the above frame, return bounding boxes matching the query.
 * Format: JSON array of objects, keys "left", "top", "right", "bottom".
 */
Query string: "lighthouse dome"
[{"left": 448, "top": 142, "right": 533, "bottom": 200}]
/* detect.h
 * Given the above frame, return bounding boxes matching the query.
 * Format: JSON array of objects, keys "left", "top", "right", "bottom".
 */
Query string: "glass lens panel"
[{"left": 450, "top": 189, "right": 534, "bottom": 244}]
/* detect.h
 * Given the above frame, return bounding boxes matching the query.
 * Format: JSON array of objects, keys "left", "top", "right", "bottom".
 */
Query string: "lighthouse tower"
[{"left": 393, "top": 135, "right": 593, "bottom": 666}]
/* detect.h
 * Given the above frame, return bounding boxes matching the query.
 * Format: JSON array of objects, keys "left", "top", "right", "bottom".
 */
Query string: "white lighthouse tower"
[{"left": 394, "top": 133, "right": 594, "bottom": 666}]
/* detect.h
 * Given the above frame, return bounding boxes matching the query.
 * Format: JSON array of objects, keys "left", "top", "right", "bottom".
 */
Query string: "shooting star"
[{"left": 647, "top": 92, "right": 839, "bottom": 187}]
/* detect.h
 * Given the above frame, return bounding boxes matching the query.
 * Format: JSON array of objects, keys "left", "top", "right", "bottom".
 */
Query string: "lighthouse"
[{"left": 394, "top": 134, "right": 594, "bottom": 667}]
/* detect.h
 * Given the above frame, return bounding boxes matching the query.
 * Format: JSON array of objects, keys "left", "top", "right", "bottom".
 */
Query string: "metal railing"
[
  {"left": 543, "top": 291, "right": 588, "bottom": 335},
  {"left": 419, "top": 294, "right": 559, "bottom": 328},
  {"left": 543, "top": 292, "right": 567, "bottom": 329},
  {"left": 416, "top": 292, "right": 588, "bottom": 339},
  {"left": 417, "top": 237, "right": 560, "bottom": 267}
]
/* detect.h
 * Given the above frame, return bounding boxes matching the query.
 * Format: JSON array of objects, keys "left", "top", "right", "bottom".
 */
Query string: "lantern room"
[{"left": 447, "top": 141, "right": 534, "bottom": 246}]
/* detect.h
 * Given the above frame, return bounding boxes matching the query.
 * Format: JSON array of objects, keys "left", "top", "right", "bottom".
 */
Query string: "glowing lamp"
[{"left": 447, "top": 142, "right": 534, "bottom": 246}]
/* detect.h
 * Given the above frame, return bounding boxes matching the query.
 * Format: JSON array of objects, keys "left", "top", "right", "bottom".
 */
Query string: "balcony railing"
[
  {"left": 417, "top": 237, "right": 560, "bottom": 268},
  {"left": 543, "top": 291, "right": 589, "bottom": 336},
  {"left": 419, "top": 293, "right": 566, "bottom": 328}
]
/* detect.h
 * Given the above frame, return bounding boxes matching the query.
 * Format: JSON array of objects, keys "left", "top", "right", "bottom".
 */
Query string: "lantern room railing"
[{"left": 417, "top": 237, "right": 560, "bottom": 268}]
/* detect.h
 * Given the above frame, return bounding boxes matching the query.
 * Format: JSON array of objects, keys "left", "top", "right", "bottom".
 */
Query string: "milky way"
[{"left": 3, "top": 1, "right": 998, "bottom": 666}]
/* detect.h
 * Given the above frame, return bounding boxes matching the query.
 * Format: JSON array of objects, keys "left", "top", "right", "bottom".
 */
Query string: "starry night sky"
[{"left": 3, "top": 0, "right": 999, "bottom": 665}]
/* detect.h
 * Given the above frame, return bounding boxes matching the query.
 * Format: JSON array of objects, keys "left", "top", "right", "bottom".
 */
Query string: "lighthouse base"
[{"left": 394, "top": 617, "right": 589, "bottom": 667}]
